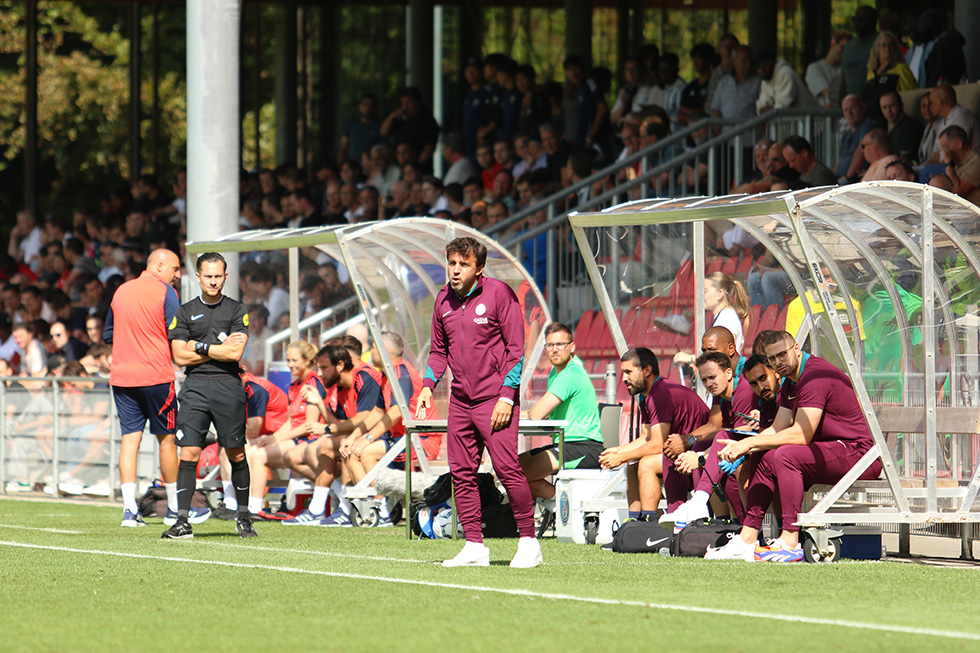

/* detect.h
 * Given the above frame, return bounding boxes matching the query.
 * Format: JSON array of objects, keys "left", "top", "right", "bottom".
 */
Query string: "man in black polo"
[{"left": 163, "top": 252, "right": 255, "bottom": 539}]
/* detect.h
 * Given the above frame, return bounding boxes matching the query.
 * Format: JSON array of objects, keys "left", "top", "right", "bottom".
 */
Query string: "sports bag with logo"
[
  {"left": 609, "top": 520, "right": 675, "bottom": 553},
  {"left": 670, "top": 517, "right": 743, "bottom": 557}
]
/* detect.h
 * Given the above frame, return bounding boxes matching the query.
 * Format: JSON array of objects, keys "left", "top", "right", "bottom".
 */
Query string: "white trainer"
[
  {"left": 704, "top": 533, "right": 755, "bottom": 561},
  {"left": 509, "top": 537, "right": 543, "bottom": 568},
  {"left": 658, "top": 499, "right": 709, "bottom": 529},
  {"left": 442, "top": 541, "right": 490, "bottom": 567}
]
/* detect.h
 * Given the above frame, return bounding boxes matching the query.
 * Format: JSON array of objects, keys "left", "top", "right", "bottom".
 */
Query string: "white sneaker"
[
  {"left": 509, "top": 537, "right": 543, "bottom": 568},
  {"left": 704, "top": 534, "right": 755, "bottom": 561},
  {"left": 659, "top": 499, "right": 710, "bottom": 530},
  {"left": 442, "top": 541, "right": 491, "bottom": 567}
]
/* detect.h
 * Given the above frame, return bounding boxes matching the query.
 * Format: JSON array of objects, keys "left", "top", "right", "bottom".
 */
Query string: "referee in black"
[{"left": 163, "top": 252, "right": 256, "bottom": 539}]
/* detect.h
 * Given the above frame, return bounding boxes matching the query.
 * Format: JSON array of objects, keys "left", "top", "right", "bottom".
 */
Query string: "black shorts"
[
  {"left": 527, "top": 439, "right": 604, "bottom": 470},
  {"left": 176, "top": 375, "right": 246, "bottom": 449}
]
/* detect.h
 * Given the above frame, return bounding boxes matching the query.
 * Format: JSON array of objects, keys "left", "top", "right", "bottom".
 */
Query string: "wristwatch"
[
  {"left": 687, "top": 435, "right": 697, "bottom": 450},
  {"left": 696, "top": 452, "right": 706, "bottom": 468}
]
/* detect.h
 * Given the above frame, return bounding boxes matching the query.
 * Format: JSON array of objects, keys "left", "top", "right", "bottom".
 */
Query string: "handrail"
[
  {"left": 262, "top": 294, "right": 359, "bottom": 363},
  {"left": 502, "top": 107, "right": 843, "bottom": 315},
  {"left": 485, "top": 116, "right": 738, "bottom": 239},
  {"left": 487, "top": 107, "right": 841, "bottom": 241}
]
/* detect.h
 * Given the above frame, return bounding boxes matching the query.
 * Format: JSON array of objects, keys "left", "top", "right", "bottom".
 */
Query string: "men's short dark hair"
[
  {"left": 879, "top": 89, "right": 902, "bottom": 106},
  {"left": 196, "top": 252, "right": 227, "bottom": 272},
  {"left": 398, "top": 86, "right": 422, "bottom": 102},
  {"left": 695, "top": 350, "right": 732, "bottom": 370},
  {"left": 690, "top": 42, "right": 715, "bottom": 62},
  {"left": 756, "top": 329, "right": 794, "bottom": 351},
  {"left": 743, "top": 354, "right": 771, "bottom": 374},
  {"left": 446, "top": 236, "right": 487, "bottom": 268},
  {"left": 339, "top": 334, "right": 364, "bottom": 357},
  {"left": 360, "top": 92, "right": 378, "bottom": 104},
  {"left": 292, "top": 188, "right": 314, "bottom": 206},
  {"left": 90, "top": 342, "right": 112, "bottom": 359},
  {"left": 569, "top": 149, "right": 594, "bottom": 179},
  {"left": 643, "top": 121, "right": 669, "bottom": 140},
  {"left": 516, "top": 64, "right": 536, "bottom": 79},
  {"left": 941, "top": 125, "right": 968, "bottom": 145},
  {"left": 783, "top": 135, "right": 813, "bottom": 155},
  {"left": 421, "top": 175, "right": 443, "bottom": 191},
  {"left": 563, "top": 54, "right": 586, "bottom": 70},
  {"left": 65, "top": 238, "right": 84, "bottom": 257},
  {"left": 752, "top": 329, "right": 784, "bottom": 356},
  {"left": 544, "top": 322, "right": 572, "bottom": 340},
  {"left": 443, "top": 133, "right": 465, "bottom": 155},
  {"left": 621, "top": 347, "right": 658, "bottom": 374},
  {"left": 885, "top": 158, "right": 915, "bottom": 179},
  {"left": 318, "top": 344, "right": 353, "bottom": 372},
  {"left": 463, "top": 176, "right": 483, "bottom": 189}
]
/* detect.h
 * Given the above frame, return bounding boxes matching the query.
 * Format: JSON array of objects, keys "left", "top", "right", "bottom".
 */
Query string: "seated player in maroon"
[
  {"left": 707, "top": 330, "right": 883, "bottom": 561},
  {"left": 664, "top": 352, "right": 776, "bottom": 527},
  {"left": 599, "top": 348, "right": 709, "bottom": 522}
]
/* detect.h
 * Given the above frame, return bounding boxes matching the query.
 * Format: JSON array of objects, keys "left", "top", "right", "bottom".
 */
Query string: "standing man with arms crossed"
[
  {"left": 162, "top": 252, "right": 255, "bottom": 539},
  {"left": 103, "top": 248, "right": 182, "bottom": 527},
  {"left": 416, "top": 237, "right": 541, "bottom": 568}
]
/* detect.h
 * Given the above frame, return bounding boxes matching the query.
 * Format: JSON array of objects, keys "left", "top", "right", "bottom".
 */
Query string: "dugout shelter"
[
  {"left": 569, "top": 181, "right": 980, "bottom": 558},
  {"left": 185, "top": 218, "right": 551, "bottom": 441}
]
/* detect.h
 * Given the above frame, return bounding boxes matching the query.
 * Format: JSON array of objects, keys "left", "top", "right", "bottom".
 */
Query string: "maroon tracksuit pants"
[
  {"left": 742, "top": 439, "right": 882, "bottom": 531},
  {"left": 447, "top": 398, "right": 535, "bottom": 542}
]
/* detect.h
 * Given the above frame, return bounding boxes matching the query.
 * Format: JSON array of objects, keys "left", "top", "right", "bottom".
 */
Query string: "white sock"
[
  {"left": 248, "top": 496, "right": 264, "bottom": 514},
  {"left": 691, "top": 490, "right": 710, "bottom": 507},
  {"left": 165, "top": 482, "right": 178, "bottom": 512},
  {"left": 330, "top": 480, "right": 351, "bottom": 515},
  {"left": 376, "top": 498, "right": 390, "bottom": 519},
  {"left": 121, "top": 483, "right": 137, "bottom": 512},
  {"left": 309, "top": 486, "right": 329, "bottom": 515},
  {"left": 222, "top": 482, "right": 239, "bottom": 511}
]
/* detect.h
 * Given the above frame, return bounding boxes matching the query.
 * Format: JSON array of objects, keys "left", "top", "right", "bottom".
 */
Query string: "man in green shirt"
[{"left": 519, "top": 322, "right": 604, "bottom": 500}]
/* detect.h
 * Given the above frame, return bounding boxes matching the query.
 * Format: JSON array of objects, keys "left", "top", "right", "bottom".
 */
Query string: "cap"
[{"left": 464, "top": 56, "right": 483, "bottom": 70}]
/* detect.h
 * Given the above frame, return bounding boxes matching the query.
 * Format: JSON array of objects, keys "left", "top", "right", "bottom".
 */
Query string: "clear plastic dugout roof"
[
  {"left": 570, "top": 181, "right": 980, "bottom": 529},
  {"left": 186, "top": 218, "right": 550, "bottom": 416}
]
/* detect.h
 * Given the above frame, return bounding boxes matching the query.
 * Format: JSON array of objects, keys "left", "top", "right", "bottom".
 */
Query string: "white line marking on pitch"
[
  {"left": 1, "top": 539, "right": 977, "bottom": 643},
  {"left": 202, "top": 541, "right": 436, "bottom": 564},
  {"left": 0, "top": 524, "right": 82, "bottom": 534}
]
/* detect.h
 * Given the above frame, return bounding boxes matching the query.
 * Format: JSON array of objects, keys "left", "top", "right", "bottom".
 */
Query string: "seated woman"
[{"left": 244, "top": 340, "right": 326, "bottom": 518}]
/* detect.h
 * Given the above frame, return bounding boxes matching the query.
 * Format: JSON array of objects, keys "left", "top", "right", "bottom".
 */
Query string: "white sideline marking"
[
  {"left": 0, "top": 524, "right": 82, "bottom": 534},
  {"left": 203, "top": 541, "right": 435, "bottom": 565},
  {"left": 1, "top": 539, "right": 978, "bottom": 642}
]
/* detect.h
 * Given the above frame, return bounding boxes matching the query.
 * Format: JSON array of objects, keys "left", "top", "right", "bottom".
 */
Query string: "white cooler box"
[{"left": 555, "top": 469, "right": 628, "bottom": 545}]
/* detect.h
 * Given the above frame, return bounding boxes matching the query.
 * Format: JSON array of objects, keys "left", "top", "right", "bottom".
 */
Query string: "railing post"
[
  {"left": 707, "top": 146, "right": 717, "bottom": 196},
  {"left": 51, "top": 381, "right": 60, "bottom": 495},
  {"left": 0, "top": 380, "right": 6, "bottom": 492},
  {"left": 109, "top": 387, "right": 119, "bottom": 498},
  {"left": 640, "top": 155, "right": 649, "bottom": 199},
  {"left": 546, "top": 204, "right": 557, "bottom": 318}
]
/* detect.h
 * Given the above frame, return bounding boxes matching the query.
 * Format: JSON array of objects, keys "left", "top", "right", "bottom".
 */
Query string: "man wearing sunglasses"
[
  {"left": 707, "top": 330, "right": 882, "bottom": 562},
  {"left": 519, "top": 322, "right": 603, "bottom": 504}
]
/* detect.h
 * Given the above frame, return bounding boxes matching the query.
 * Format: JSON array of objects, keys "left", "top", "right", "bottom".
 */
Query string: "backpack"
[
  {"left": 670, "top": 517, "right": 743, "bottom": 557},
  {"left": 609, "top": 520, "right": 675, "bottom": 553},
  {"left": 137, "top": 485, "right": 211, "bottom": 518}
]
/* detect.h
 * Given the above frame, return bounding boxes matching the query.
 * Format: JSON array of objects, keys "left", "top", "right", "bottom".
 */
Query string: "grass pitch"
[{"left": 1, "top": 498, "right": 978, "bottom": 652}]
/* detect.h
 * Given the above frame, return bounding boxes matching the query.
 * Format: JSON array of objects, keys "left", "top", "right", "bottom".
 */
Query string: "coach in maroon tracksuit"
[{"left": 417, "top": 236, "right": 541, "bottom": 568}]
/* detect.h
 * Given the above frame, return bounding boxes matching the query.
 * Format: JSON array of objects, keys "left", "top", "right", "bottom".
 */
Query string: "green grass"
[{"left": 1, "top": 499, "right": 979, "bottom": 652}]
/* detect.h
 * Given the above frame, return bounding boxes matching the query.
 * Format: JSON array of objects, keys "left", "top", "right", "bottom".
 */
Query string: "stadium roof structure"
[
  {"left": 569, "top": 181, "right": 980, "bottom": 540},
  {"left": 185, "top": 217, "right": 551, "bottom": 415}
]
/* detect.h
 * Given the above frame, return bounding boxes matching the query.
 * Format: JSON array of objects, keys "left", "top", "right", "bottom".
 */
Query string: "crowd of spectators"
[{"left": 1, "top": 5, "right": 976, "bottom": 382}]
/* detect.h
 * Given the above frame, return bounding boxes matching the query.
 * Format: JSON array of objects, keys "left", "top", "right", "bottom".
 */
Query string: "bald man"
[{"left": 104, "top": 248, "right": 183, "bottom": 527}]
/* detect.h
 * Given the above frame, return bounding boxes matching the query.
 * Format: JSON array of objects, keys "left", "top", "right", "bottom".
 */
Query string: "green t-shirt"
[{"left": 547, "top": 356, "right": 602, "bottom": 444}]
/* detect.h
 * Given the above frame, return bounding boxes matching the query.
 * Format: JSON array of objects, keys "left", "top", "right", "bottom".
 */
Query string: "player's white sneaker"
[
  {"left": 659, "top": 499, "right": 710, "bottom": 530},
  {"left": 442, "top": 541, "right": 490, "bottom": 567},
  {"left": 704, "top": 534, "right": 755, "bottom": 561},
  {"left": 509, "top": 537, "right": 543, "bottom": 568}
]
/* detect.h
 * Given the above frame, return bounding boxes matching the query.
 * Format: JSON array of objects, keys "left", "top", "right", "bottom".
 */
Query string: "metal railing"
[
  {"left": 498, "top": 108, "right": 843, "bottom": 322},
  {"left": 0, "top": 376, "right": 135, "bottom": 498}
]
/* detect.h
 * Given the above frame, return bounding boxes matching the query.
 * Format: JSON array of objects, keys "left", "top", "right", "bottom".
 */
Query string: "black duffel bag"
[
  {"left": 609, "top": 519, "right": 675, "bottom": 553},
  {"left": 670, "top": 517, "right": 743, "bottom": 557}
]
